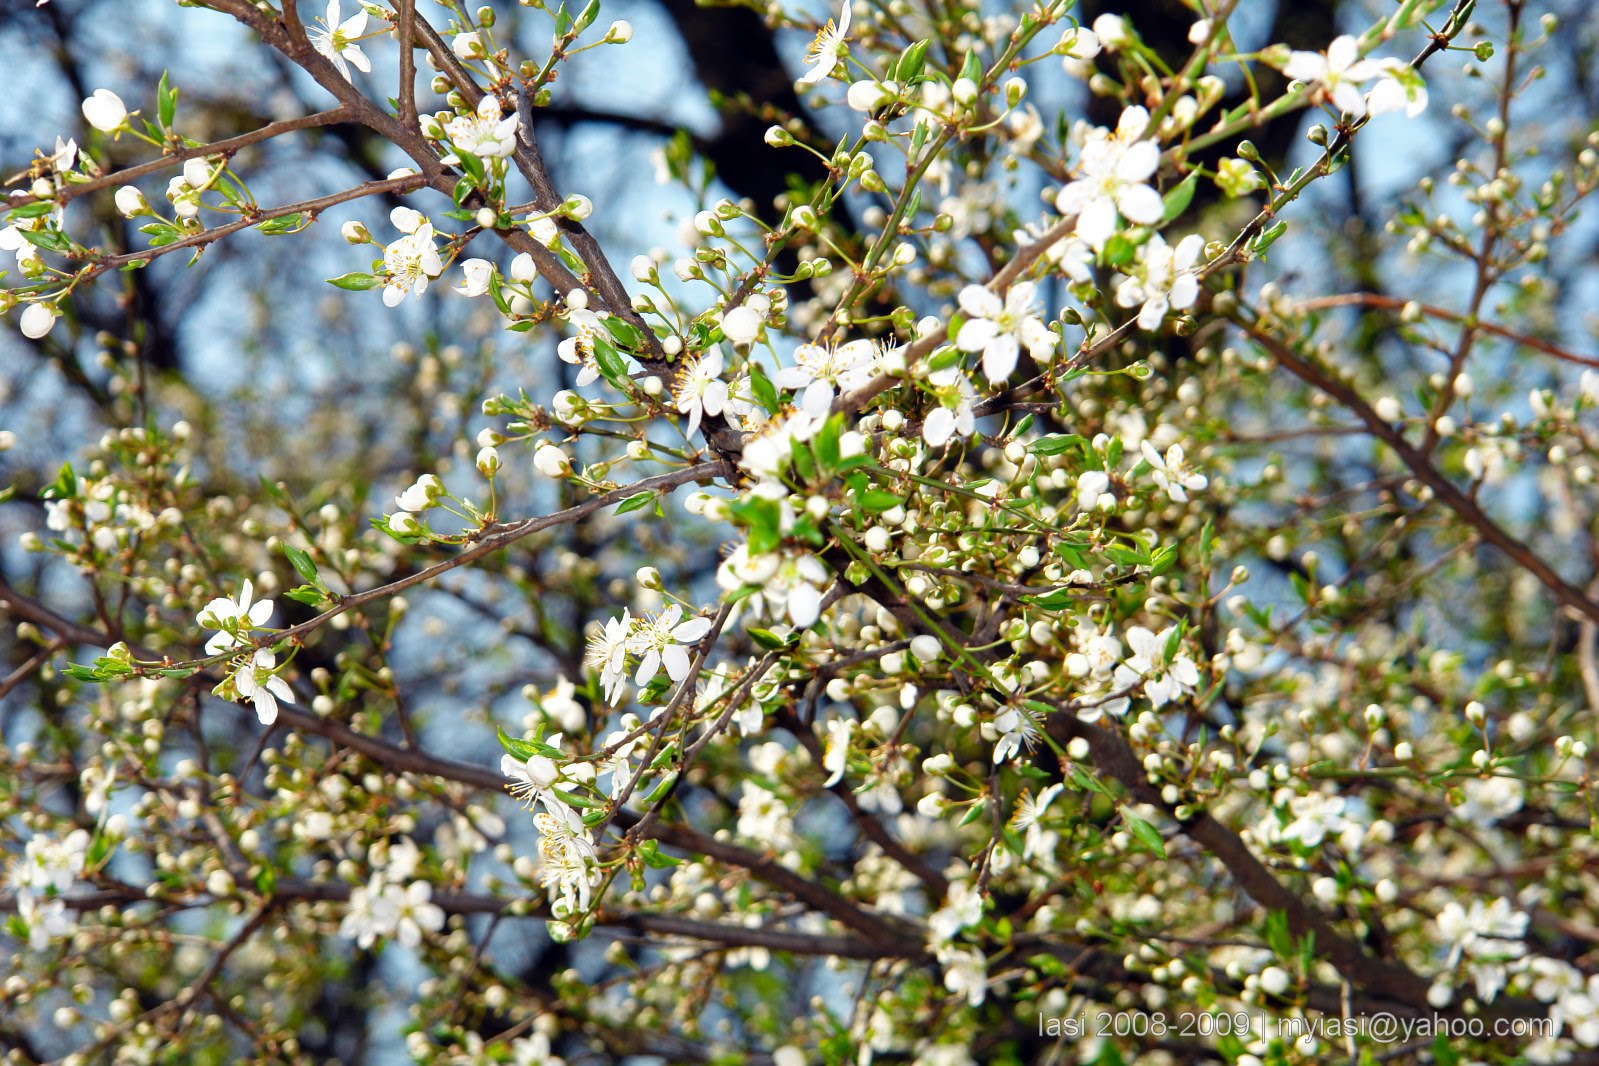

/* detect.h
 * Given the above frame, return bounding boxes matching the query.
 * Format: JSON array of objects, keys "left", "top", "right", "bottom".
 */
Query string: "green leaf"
[
  {"left": 282, "top": 543, "right": 318, "bottom": 583},
  {"left": 256, "top": 213, "right": 303, "bottom": 235},
  {"left": 1029, "top": 433, "right": 1085, "bottom": 456},
  {"left": 1105, "top": 435, "right": 1124, "bottom": 469},
  {"left": 791, "top": 440, "right": 816, "bottom": 482},
  {"left": 958, "top": 49, "right": 983, "bottom": 83},
  {"left": 909, "top": 119, "right": 930, "bottom": 158},
  {"left": 8, "top": 202, "right": 52, "bottom": 220},
  {"left": 284, "top": 585, "right": 326, "bottom": 607},
  {"left": 91, "top": 656, "right": 132, "bottom": 677},
  {"left": 1263, "top": 909, "right": 1292, "bottom": 958},
  {"left": 63, "top": 663, "right": 105, "bottom": 682},
  {"left": 747, "top": 627, "right": 787, "bottom": 650},
  {"left": 139, "top": 221, "right": 181, "bottom": 248},
  {"left": 1251, "top": 220, "right": 1288, "bottom": 256},
  {"left": 1119, "top": 806, "right": 1167, "bottom": 859},
  {"left": 1026, "top": 588, "right": 1078, "bottom": 611},
  {"left": 53, "top": 462, "right": 77, "bottom": 499},
  {"left": 748, "top": 364, "right": 779, "bottom": 415},
  {"left": 602, "top": 316, "right": 643, "bottom": 352},
  {"left": 15, "top": 228, "right": 69, "bottom": 252},
  {"left": 496, "top": 726, "right": 543, "bottom": 762},
  {"left": 729, "top": 495, "right": 783, "bottom": 556},
  {"left": 641, "top": 771, "right": 678, "bottom": 806},
  {"left": 813, "top": 414, "right": 842, "bottom": 472},
  {"left": 894, "top": 39, "right": 931, "bottom": 82},
  {"left": 638, "top": 839, "right": 682, "bottom": 868},
  {"left": 157, "top": 70, "right": 176, "bottom": 129},
  {"left": 327, "top": 271, "right": 381, "bottom": 291},
  {"left": 456, "top": 151, "right": 486, "bottom": 187},
  {"left": 574, "top": 0, "right": 601, "bottom": 32},
  {"left": 857, "top": 489, "right": 902, "bottom": 514},
  {"left": 1101, "top": 234, "right": 1136, "bottom": 268},
  {"left": 614, "top": 491, "right": 656, "bottom": 515},
  {"left": 593, "top": 337, "right": 629, "bottom": 389},
  {"left": 1159, "top": 173, "right": 1198, "bottom": 224}
]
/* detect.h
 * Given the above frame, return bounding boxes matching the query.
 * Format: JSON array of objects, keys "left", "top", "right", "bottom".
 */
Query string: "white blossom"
[
  {"left": 444, "top": 95, "right": 520, "bottom": 162},
  {"left": 1436, "top": 897, "right": 1528, "bottom": 1002},
  {"left": 1283, "top": 35, "right": 1392, "bottom": 117},
  {"left": 798, "top": 2, "right": 850, "bottom": 85},
  {"left": 821, "top": 717, "right": 855, "bottom": 787},
  {"left": 114, "top": 185, "right": 149, "bottom": 218},
  {"left": 721, "top": 303, "right": 765, "bottom": 345},
  {"left": 923, "top": 374, "right": 977, "bottom": 448},
  {"left": 1111, "top": 624, "right": 1199, "bottom": 708},
  {"left": 1056, "top": 106, "right": 1164, "bottom": 247},
  {"left": 81, "top": 89, "right": 127, "bottom": 132},
  {"left": 586, "top": 610, "right": 635, "bottom": 704},
  {"left": 954, "top": 283, "right": 1053, "bottom": 384},
  {"left": 716, "top": 544, "right": 829, "bottom": 627},
  {"left": 1116, "top": 232, "right": 1204, "bottom": 331},
  {"left": 310, "top": 0, "right": 371, "bottom": 81},
  {"left": 18, "top": 893, "right": 74, "bottom": 949},
  {"left": 534, "top": 442, "right": 573, "bottom": 478},
  {"left": 774, "top": 338, "right": 876, "bottom": 417},
  {"left": 673, "top": 345, "right": 729, "bottom": 438},
  {"left": 938, "top": 945, "right": 989, "bottom": 1007},
  {"left": 235, "top": 648, "right": 295, "bottom": 725},
  {"left": 927, "top": 879, "right": 984, "bottom": 946},
  {"left": 627, "top": 605, "right": 712, "bottom": 686},
  {"left": 381, "top": 216, "right": 445, "bottom": 307},
  {"left": 454, "top": 258, "right": 494, "bottom": 297},
  {"left": 198, "top": 579, "right": 275, "bottom": 654},
  {"left": 1140, "top": 439, "right": 1207, "bottom": 502}
]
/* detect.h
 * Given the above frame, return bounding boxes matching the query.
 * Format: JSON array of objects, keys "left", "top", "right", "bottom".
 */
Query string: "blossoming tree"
[{"left": 3, "top": 0, "right": 1598, "bottom": 1061}]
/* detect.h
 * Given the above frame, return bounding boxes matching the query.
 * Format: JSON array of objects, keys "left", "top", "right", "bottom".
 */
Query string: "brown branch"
[
  {"left": 0, "top": 880, "right": 911, "bottom": 961},
  {"left": 10, "top": 108, "right": 350, "bottom": 210},
  {"left": 1295, "top": 292, "right": 1599, "bottom": 369},
  {"left": 773, "top": 706, "right": 950, "bottom": 898},
  {"left": 1237, "top": 315, "right": 1599, "bottom": 627},
  {"left": 397, "top": 0, "right": 419, "bottom": 129},
  {"left": 79, "top": 172, "right": 428, "bottom": 276}
]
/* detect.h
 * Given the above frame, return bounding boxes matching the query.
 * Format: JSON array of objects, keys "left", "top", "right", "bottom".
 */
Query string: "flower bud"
[
  {"left": 19, "top": 303, "right": 58, "bottom": 340},
  {"left": 114, "top": 185, "right": 151, "bottom": 219},
  {"left": 81, "top": 89, "right": 128, "bottom": 132},
  {"left": 534, "top": 443, "right": 573, "bottom": 478},
  {"left": 182, "top": 157, "right": 213, "bottom": 189}
]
